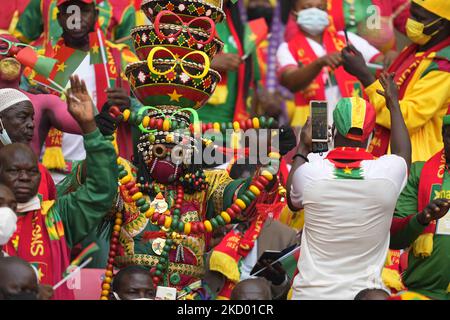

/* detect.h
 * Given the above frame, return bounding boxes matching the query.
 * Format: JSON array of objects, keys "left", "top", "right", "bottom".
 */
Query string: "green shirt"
[
  {"left": 393, "top": 161, "right": 450, "bottom": 300},
  {"left": 55, "top": 128, "right": 118, "bottom": 248}
]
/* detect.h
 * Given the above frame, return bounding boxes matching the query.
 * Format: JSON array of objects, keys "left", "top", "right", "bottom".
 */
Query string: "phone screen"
[{"left": 311, "top": 101, "right": 328, "bottom": 142}]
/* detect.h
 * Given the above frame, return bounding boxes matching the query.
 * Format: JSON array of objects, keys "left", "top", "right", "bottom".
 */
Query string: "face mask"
[
  {"left": 0, "top": 207, "right": 17, "bottom": 245},
  {"left": 296, "top": 7, "right": 330, "bottom": 36},
  {"left": 406, "top": 17, "right": 442, "bottom": 45},
  {"left": 0, "top": 118, "right": 12, "bottom": 146}
]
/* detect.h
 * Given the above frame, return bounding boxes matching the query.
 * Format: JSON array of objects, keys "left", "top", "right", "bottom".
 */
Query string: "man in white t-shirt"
[
  {"left": 286, "top": 73, "right": 411, "bottom": 299},
  {"left": 276, "top": 0, "right": 383, "bottom": 127}
]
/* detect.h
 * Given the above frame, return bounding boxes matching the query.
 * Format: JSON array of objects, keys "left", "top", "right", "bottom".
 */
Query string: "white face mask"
[
  {"left": 0, "top": 207, "right": 17, "bottom": 245},
  {"left": 296, "top": 7, "right": 330, "bottom": 36},
  {"left": 0, "top": 118, "right": 12, "bottom": 146}
]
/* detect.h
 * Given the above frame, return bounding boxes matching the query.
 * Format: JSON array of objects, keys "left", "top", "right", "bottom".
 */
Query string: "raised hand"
[
  {"left": 67, "top": 75, "right": 97, "bottom": 134},
  {"left": 417, "top": 198, "right": 450, "bottom": 226},
  {"left": 342, "top": 45, "right": 375, "bottom": 87},
  {"left": 106, "top": 87, "right": 131, "bottom": 110},
  {"left": 376, "top": 72, "right": 399, "bottom": 110}
]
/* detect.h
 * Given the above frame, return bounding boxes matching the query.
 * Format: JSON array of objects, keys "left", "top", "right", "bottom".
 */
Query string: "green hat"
[{"left": 333, "top": 97, "right": 376, "bottom": 141}]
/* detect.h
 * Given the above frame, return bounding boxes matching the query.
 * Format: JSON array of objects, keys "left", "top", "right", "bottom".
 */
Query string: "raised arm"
[
  {"left": 57, "top": 76, "right": 118, "bottom": 247},
  {"left": 376, "top": 72, "right": 412, "bottom": 170},
  {"left": 286, "top": 118, "right": 312, "bottom": 211}
]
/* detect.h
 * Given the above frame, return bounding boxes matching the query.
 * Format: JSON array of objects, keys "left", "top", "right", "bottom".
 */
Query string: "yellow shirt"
[{"left": 366, "top": 51, "right": 450, "bottom": 162}]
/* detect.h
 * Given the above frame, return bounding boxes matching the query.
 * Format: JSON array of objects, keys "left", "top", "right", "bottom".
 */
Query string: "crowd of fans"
[{"left": 0, "top": 0, "right": 449, "bottom": 301}]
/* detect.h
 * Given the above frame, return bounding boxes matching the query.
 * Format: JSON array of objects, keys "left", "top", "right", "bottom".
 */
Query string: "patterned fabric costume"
[{"left": 95, "top": 0, "right": 284, "bottom": 300}]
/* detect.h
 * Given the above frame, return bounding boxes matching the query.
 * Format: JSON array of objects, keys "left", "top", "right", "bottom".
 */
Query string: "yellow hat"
[{"left": 412, "top": 0, "right": 450, "bottom": 20}]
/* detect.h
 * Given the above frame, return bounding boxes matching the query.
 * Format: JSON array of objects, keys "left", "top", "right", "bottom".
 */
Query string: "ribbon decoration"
[
  {"left": 147, "top": 46, "right": 210, "bottom": 79},
  {"left": 154, "top": 10, "right": 216, "bottom": 45}
]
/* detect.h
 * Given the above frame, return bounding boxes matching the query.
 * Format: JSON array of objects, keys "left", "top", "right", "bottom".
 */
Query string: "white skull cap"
[{"left": 0, "top": 88, "right": 31, "bottom": 113}]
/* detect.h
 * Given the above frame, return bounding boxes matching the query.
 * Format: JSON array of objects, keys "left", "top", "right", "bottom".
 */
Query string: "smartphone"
[{"left": 310, "top": 100, "right": 328, "bottom": 153}]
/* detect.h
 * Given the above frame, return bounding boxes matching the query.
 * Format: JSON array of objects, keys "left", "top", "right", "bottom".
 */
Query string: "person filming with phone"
[{"left": 286, "top": 73, "right": 411, "bottom": 299}]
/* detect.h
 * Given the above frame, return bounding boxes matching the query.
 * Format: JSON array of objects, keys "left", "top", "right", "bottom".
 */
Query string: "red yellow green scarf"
[
  {"left": 326, "top": 147, "right": 374, "bottom": 179},
  {"left": 4, "top": 202, "right": 73, "bottom": 300}
]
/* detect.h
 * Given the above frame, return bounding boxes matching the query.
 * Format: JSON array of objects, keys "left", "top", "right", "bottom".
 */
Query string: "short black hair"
[
  {"left": 354, "top": 288, "right": 389, "bottom": 300},
  {"left": 111, "top": 266, "right": 150, "bottom": 292}
]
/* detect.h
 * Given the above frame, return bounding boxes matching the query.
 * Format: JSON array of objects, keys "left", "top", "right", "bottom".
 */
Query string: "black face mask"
[
  {"left": 247, "top": 6, "right": 274, "bottom": 28},
  {"left": 3, "top": 292, "right": 38, "bottom": 300}
]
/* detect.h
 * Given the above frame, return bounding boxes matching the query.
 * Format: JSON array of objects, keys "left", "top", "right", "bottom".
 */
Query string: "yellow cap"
[{"left": 412, "top": 0, "right": 450, "bottom": 20}]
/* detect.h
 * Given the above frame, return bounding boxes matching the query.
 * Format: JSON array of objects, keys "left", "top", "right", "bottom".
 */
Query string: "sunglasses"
[
  {"left": 153, "top": 10, "right": 216, "bottom": 46},
  {"left": 0, "top": 37, "right": 34, "bottom": 56},
  {"left": 147, "top": 46, "right": 210, "bottom": 79}
]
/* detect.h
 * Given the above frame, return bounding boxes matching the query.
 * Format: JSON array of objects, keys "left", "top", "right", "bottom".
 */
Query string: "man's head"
[
  {"left": 230, "top": 278, "right": 272, "bottom": 300},
  {"left": 0, "top": 144, "right": 40, "bottom": 204},
  {"left": 0, "top": 257, "right": 39, "bottom": 300},
  {"left": 0, "top": 184, "right": 17, "bottom": 247},
  {"left": 292, "top": 0, "right": 328, "bottom": 37},
  {"left": 407, "top": 0, "right": 450, "bottom": 45},
  {"left": 0, "top": 89, "right": 34, "bottom": 145},
  {"left": 57, "top": 0, "right": 98, "bottom": 41},
  {"left": 332, "top": 97, "right": 376, "bottom": 148},
  {"left": 354, "top": 288, "right": 389, "bottom": 300},
  {"left": 112, "top": 266, "right": 155, "bottom": 300}
]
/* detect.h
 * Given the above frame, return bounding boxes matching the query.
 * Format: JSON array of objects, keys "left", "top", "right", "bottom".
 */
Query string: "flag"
[
  {"left": 63, "top": 242, "right": 99, "bottom": 277},
  {"left": 89, "top": 30, "right": 105, "bottom": 65},
  {"left": 15, "top": 47, "right": 58, "bottom": 78},
  {"left": 243, "top": 18, "right": 269, "bottom": 58}
]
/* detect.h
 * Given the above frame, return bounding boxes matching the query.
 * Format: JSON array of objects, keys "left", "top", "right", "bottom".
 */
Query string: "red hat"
[{"left": 57, "top": 0, "right": 96, "bottom": 6}]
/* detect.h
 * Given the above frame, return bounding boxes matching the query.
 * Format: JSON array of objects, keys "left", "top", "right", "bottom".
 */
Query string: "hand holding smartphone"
[{"left": 310, "top": 101, "right": 329, "bottom": 153}]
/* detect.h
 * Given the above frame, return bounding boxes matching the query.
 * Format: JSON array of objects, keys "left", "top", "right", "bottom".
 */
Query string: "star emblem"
[
  {"left": 91, "top": 44, "right": 99, "bottom": 54},
  {"left": 434, "top": 190, "right": 442, "bottom": 199},
  {"left": 12, "top": 235, "right": 19, "bottom": 250},
  {"left": 36, "top": 267, "right": 44, "bottom": 281},
  {"left": 248, "top": 32, "right": 257, "bottom": 42},
  {"left": 56, "top": 62, "right": 67, "bottom": 72},
  {"left": 168, "top": 89, "right": 183, "bottom": 102},
  {"left": 343, "top": 167, "right": 352, "bottom": 174}
]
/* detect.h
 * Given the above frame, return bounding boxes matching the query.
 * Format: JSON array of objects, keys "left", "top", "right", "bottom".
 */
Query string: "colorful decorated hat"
[
  {"left": 333, "top": 97, "right": 376, "bottom": 141},
  {"left": 125, "top": 59, "right": 221, "bottom": 109},
  {"left": 131, "top": 24, "right": 223, "bottom": 63},
  {"left": 141, "top": 0, "right": 225, "bottom": 24}
]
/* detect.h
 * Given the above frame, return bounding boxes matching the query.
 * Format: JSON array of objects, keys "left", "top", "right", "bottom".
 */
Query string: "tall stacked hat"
[
  {"left": 412, "top": 0, "right": 450, "bottom": 20},
  {"left": 333, "top": 97, "right": 376, "bottom": 141}
]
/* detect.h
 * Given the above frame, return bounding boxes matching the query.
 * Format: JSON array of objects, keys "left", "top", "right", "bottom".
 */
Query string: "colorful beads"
[
  {"left": 142, "top": 116, "right": 150, "bottom": 128},
  {"left": 184, "top": 222, "right": 191, "bottom": 235},
  {"left": 261, "top": 170, "right": 274, "bottom": 181},
  {"left": 252, "top": 117, "right": 260, "bottom": 129},
  {"left": 163, "top": 119, "right": 170, "bottom": 131},
  {"left": 164, "top": 216, "right": 172, "bottom": 229},
  {"left": 249, "top": 185, "right": 261, "bottom": 196},
  {"left": 204, "top": 220, "right": 213, "bottom": 233},
  {"left": 122, "top": 109, "right": 130, "bottom": 121},
  {"left": 220, "top": 211, "right": 231, "bottom": 223},
  {"left": 120, "top": 175, "right": 132, "bottom": 184},
  {"left": 235, "top": 199, "right": 247, "bottom": 210},
  {"left": 131, "top": 192, "right": 143, "bottom": 201}
]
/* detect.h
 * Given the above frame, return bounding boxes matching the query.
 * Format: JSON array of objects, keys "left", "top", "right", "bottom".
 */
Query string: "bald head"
[
  {"left": 231, "top": 278, "right": 272, "bottom": 300},
  {"left": 0, "top": 143, "right": 40, "bottom": 203},
  {"left": 0, "top": 256, "right": 39, "bottom": 300}
]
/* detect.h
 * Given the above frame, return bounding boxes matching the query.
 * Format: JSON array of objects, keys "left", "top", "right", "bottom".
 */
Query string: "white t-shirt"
[
  {"left": 43, "top": 55, "right": 97, "bottom": 184},
  {"left": 290, "top": 152, "right": 407, "bottom": 300},
  {"left": 277, "top": 31, "right": 379, "bottom": 125}
]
